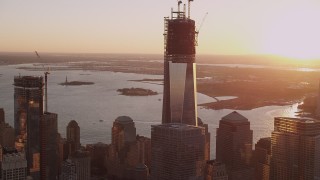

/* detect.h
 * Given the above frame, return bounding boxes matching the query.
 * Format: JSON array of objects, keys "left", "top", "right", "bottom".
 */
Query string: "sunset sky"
[{"left": 1, "top": 0, "right": 320, "bottom": 59}]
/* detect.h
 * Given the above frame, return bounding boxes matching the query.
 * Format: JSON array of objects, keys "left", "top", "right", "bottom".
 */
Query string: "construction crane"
[
  {"left": 35, "top": 51, "right": 50, "bottom": 113},
  {"left": 188, "top": 0, "right": 194, "bottom": 19},
  {"left": 195, "top": 12, "right": 208, "bottom": 46},
  {"left": 197, "top": 12, "right": 208, "bottom": 34}
]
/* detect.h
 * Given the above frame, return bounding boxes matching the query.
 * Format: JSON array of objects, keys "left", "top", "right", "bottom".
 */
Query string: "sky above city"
[{"left": 1, "top": 0, "right": 320, "bottom": 59}]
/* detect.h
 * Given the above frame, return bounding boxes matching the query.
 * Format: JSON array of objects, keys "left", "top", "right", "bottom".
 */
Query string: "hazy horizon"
[{"left": 1, "top": 0, "right": 320, "bottom": 60}]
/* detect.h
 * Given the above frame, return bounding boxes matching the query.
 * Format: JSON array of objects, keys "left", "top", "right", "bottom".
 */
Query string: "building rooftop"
[
  {"left": 152, "top": 123, "right": 203, "bottom": 131},
  {"left": 68, "top": 120, "right": 79, "bottom": 127},
  {"left": 275, "top": 117, "right": 320, "bottom": 124},
  {"left": 115, "top": 116, "right": 134, "bottom": 124},
  {"left": 221, "top": 111, "right": 248, "bottom": 122}
]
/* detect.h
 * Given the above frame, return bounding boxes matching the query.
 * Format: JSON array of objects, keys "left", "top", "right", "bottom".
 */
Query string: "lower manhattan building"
[
  {"left": 14, "top": 76, "right": 44, "bottom": 178},
  {"left": 60, "top": 159, "right": 76, "bottom": 180},
  {"left": 216, "top": 111, "right": 254, "bottom": 180},
  {"left": 0, "top": 109, "right": 15, "bottom": 148},
  {"left": 68, "top": 150, "right": 91, "bottom": 180},
  {"left": 270, "top": 117, "right": 320, "bottom": 180},
  {"left": 106, "top": 116, "right": 151, "bottom": 180},
  {"left": 253, "top": 137, "right": 271, "bottom": 180},
  {"left": 40, "top": 112, "right": 59, "bottom": 180},
  {"left": 0, "top": 108, "right": 4, "bottom": 123},
  {"left": 205, "top": 160, "right": 228, "bottom": 180},
  {"left": 1, "top": 148, "right": 27, "bottom": 180},
  {"left": 151, "top": 123, "right": 206, "bottom": 180}
]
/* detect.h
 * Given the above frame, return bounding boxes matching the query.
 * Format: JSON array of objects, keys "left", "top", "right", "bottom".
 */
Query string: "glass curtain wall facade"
[
  {"left": 162, "top": 10, "right": 198, "bottom": 126},
  {"left": 14, "top": 76, "right": 44, "bottom": 178}
]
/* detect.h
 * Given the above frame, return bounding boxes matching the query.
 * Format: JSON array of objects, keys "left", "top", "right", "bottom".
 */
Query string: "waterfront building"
[
  {"left": 69, "top": 150, "right": 91, "bottom": 180},
  {"left": 0, "top": 108, "right": 4, "bottom": 123},
  {"left": 111, "top": 116, "right": 136, "bottom": 151},
  {"left": 14, "top": 76, "right": 43, "bottom": 178},
  {"left": 253, "top": 137, "right": 271, "bottom": 180},
  {"left": 162, "top": 1, "right": 198, "bottom": 126},
  {"left": 270, "top": 117, "right": 320, "bottom": 179},
  {"left": 86, "top": 142, "right": 109, "bottom": 175},
  {"left": 216, "top": 111, "right": 254, "bottom": 180},
  {"left": 1, "top": 148, "right": 27, "bottom": 180},
  {"left": 315, "top": 80, "right": 320, "bottom": 116},
  {"left": 0, "top": 122, "right": 15, "bottom": 148},
  {"left": 40, "top": 112, "right": 59, "bottom": 180},
  {"left": 151, "top": 123, "right": 206, "bottom": 180},
  {"left": 205, "top": 160, "right": 228, "bottom": 180},
  {"left": 106, "top": 116, "right": 151, "bottom": 179},
  {"left": 199, "top": 117, "right": 211, "bottom": 160},
  {"left": 60, "top": 159, "right": 76, "bottom": 180},
  {"left": 67, "top": 120, "right": 81, "bottom": 151}
]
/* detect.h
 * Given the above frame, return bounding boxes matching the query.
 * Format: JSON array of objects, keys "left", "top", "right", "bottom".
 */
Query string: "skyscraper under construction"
[
  {"left": 14, "top": 76, "right": 44, "bottom": 178},
  {"left": 151, "top": 2, "right": 207, "bottom": 179},
  {"left": 162, "top": 0, "right": 198, "bottom": 126}
]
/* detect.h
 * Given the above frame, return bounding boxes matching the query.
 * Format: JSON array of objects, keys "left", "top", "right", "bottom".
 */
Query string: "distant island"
[
  {"left": 117, "top": 88, "right": 158, "bottom": 96},
  {"left": 59, "top": 81, "right": 94, "bottom": 86}
]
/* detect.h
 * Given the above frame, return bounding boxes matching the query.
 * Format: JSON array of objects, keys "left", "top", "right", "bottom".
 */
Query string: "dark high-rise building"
[
  {"left": 151, "top": 3, "right": 208, "bottom": 180},
  {"left": 0, "top": 110, "right": 15, "bottom": 148},
  {"left": 216, "top": 111, "right": 254, "bottom": 180},
  {"left": 0, "top": 122, "right": 15, "bottom": 148},
  {"left": 0, "top": 108, "right": 4, "bottom": 124},
  {"left": 270, "top": 117, "right": 320, "bottom": 180},
  {"left": 1, "top": 148, "right": 27, "bottom": 180},
  {"left": 14, "top": 76, "right": 44, "bottom": 178},
  {"left": 253, "top": 137, "right": 271, "bottom": 180},
  {"left": 60, "top": 159, "right": 76, "bottom": 180},
  {"left": 69, "top": 150, "right": 91, "bottom": 180},
  {"left": 151, "top": 123, "right": 206, "bottom": 180},
  {"left": 40, "top": 112, "right": 59, "bottom": 180},
  {"left": 106, "top": 116, "right": 151, "bottom": 179},
  {"left": 67, "top": 120, "right": 81, "bottom": 151},
  {"left": 162, "top": 2, "right": 198, "bottom": 126},
  {"left": 205, "top": 160, "right": 228, "bottom": 180},
  {"left": 111, "top": 116, "right": 136, "bottom": 151}
]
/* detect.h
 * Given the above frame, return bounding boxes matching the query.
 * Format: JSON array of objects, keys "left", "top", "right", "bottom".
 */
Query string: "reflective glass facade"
[
  {"left": 270, "top": 117, "right": 320, "bottom": 180},
  {"left": 14, "top": 76, "right": 43, "bottom": 178},
  {"left": 162, "top": 16, "right": 198, "bottom": 126}
]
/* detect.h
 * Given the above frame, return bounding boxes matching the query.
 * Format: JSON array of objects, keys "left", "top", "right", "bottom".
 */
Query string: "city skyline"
[
  {"left": 1, "top": 0, "right": 320, "bottom": 60},
  {"left": 1, "top": 1, "right": 320, "bottom": 179}
]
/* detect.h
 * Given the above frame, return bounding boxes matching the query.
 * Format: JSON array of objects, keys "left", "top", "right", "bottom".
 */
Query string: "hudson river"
[{"left": 0, "top": 64, "right": 298, "bottom": 158}]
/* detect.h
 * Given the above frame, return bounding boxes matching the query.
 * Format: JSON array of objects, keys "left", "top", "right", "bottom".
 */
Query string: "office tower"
[
  {"left": 86, "top": 142, "right": 109, "bottom": 175},
  {"left": 60, "top": 159, "right": 76, "bottom": 180},
  {"left": 69, "top": 150, "right": 91, "bottom": 180},
  {"left": 0, "top": 108, "right": 4, "bottom": 123},
  {"left": 14, "top": 76, "right": 43, "bottom": 178},
  {"left": 67, "top": 120, "right": 81, "bottom": 151},
  {"left": 0, "top": 109, "right": 14, "bottom": 148},
  {"left": 151, "top": 123, "right": 206, "bottom": 180},
  {"left": 0, "top": 122, "right": 15, "bottom": 148},
  {"left": 199, "top": 117, "right": 211, "bottom": 160},
  {"left": 1, "top": 148, "right": 27, "bottom": 180},
  {"left": 315, "top": 80, "right": 320, "bottom": 116},
  {"left": 106, "top": 117, "right": 151, "bottom": 179},
  {"left": 270, "top": 117, "right": 320, "bottom": 180},
  {"left": 253, "top": 137, "right": 271, "bottom": 180},
  {"left": 162, "top": 1, "right": 198, "bottom": 126},
  {"left": 40, "top": 112, "right": 59, "bottom": 180},
  {"left": 205, "top": 160, "right": 228, "bottom": 180},
  {"left": 111, "top": 116, "right": 136, "bottom": 151},
  {"left": 216, "top": 111, "right": 254, "bottom": 180}
]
